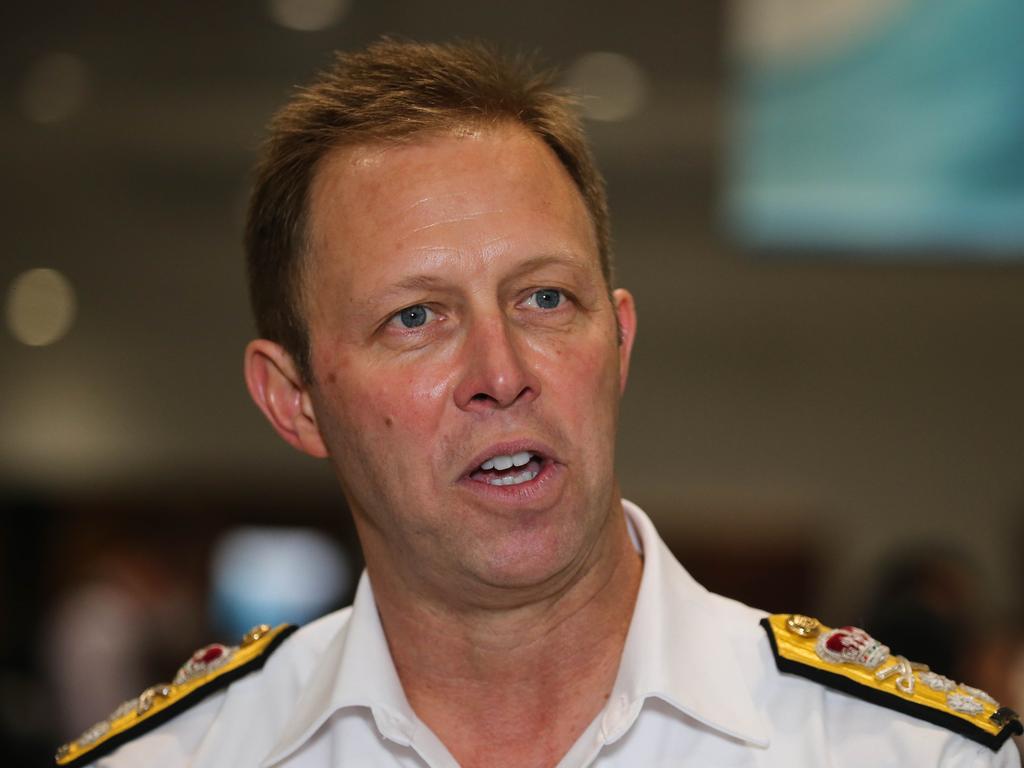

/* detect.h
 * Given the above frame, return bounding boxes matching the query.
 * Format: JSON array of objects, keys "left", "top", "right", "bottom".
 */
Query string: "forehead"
[{"left": 303, "top": 126, "right": 599, "bottom": 291}]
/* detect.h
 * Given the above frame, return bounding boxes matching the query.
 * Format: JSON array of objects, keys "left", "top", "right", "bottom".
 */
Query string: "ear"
[
  {"left": 612, "top": 288, "right": 637, "bottom": 395},
  {"left": 244, "top": 339, "right": 328, "bottom": 458}
]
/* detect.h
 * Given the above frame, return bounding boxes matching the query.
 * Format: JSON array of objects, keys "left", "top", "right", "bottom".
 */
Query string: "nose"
[{"left": 453, "top": 315, "right": 540, "bottom": 412}]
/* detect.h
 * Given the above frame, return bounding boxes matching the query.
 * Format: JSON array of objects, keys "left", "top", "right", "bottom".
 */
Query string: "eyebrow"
[
  {"left": 373, "top": 274, "right": 453, "bottom": 305},
  {"left": 503, "top": 252, "right": 587, "bottom": 279},
  {"left": 379, "top": 252, "right": 586, "bottom": 298}
]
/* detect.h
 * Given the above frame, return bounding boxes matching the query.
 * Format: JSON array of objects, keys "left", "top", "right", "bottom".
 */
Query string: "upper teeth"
[{"left": 481, "top": 451, "right": 533, "bottom": 471}]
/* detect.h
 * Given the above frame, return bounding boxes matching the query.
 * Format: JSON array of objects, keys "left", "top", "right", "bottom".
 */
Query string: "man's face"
[{"left": 299, "top": 126, "right": 636, "bottom": 598}]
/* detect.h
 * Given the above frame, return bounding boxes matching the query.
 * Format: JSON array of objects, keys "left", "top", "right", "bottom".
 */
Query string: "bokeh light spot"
[
  {"left": 211, "top": 527, "right": 351, "bottom": 637},
  {"left": 6, "top": 268, "right": 77, "bottom": 346},
  {"left": 21, "top": 52, "right": 91, "bottom": 124},
  {"left": 268, "top": 0, "right": 350, "bottom": 31},
  {"left": 564, "top": 51, "right": 650, "bottom": 122}
]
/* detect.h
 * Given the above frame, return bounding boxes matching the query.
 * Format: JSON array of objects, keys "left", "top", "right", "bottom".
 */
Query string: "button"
[{"left": 785, "top": 614, "right": 820, "bottom": 637}]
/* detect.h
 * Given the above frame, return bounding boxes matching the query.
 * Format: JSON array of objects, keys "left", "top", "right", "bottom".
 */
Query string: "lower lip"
[{"left": 457, "top": 457, "right": 563, "bottom": 505}]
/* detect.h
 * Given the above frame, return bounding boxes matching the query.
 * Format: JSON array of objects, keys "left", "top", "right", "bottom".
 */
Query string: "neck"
[{"left": 367, "top": 502, "right": 643, "bottom": 768}]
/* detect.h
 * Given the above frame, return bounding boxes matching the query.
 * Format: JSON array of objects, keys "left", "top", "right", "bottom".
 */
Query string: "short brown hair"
[{"left": 245, "top": 38, "right": 611, "bottom": 383}]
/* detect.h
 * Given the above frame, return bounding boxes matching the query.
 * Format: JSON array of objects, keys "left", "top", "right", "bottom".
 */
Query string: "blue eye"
[
  {"left": 397, "top": 305, "right": 430, "bottom": 328},
  {"left": 533, "top": 289, "right": 561, "bottom": 309}
]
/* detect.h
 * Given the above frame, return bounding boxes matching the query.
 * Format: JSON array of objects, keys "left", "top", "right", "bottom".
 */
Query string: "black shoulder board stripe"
[
  {"left": 57, "top": 623, "right": 297, "bottom": 767},
  {"left": 761, "top": 615, "right": 1022, "bottom": 752}
]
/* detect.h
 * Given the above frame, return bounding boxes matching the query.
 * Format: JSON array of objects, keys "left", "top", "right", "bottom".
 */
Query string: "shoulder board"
[
  {"left": 761, "top": 614, "right": 1022, "bottom": 752},
  {"left": 55, "top": 623, "right": 297, "bottom": 767}
]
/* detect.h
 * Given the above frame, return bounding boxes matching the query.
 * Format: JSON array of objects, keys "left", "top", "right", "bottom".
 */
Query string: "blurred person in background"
[
  {"left": 45, "top": 544, "right": 201, "bottom": 738},
  {"left": 55, "top": 39, "right": 1021, "bottom": 768},
  {"left": 863, "top": 548, "right": 980, "bottom": 681},
  {"left": 862, "top": 547, "right": 1024, "bottom": 761}
]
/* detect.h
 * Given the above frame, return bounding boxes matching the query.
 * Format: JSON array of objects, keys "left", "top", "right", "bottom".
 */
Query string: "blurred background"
[{"left": 3, "top": 0, "right": 1023, "bottom": 761}]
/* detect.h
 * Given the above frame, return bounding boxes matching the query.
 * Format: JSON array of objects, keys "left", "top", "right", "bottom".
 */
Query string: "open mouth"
[{"left": 468, "top": 450, "right": 544, "bottom": 487}]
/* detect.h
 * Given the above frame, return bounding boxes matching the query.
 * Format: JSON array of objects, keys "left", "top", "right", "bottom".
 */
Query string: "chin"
[{"left": 467, "top": 524, "right": 591, "bottom": 592}]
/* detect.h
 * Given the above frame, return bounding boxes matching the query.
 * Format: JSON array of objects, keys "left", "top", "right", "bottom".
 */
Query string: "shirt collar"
[
  {"left": 610, "top": 500, "right": 770, "bottom": 748},
  {"left": 261, "top": 571, "right": 421, "bottom": 767},
  {"left": 263, "top": 500, "right": 770, "bottom": 765}
]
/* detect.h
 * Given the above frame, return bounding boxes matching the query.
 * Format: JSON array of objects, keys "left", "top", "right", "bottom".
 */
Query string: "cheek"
[
  {"left": 406, "top": 365, "right": 456, "bottom": 409},
  {"left": 535, "top": 334, "right": 619, "bottom": 402},
  {"left": 322, "top": 350, "right": 459, "bottom": 443},
  {"left": 530, "top": 335, "right": 621, "bottom": 465}
]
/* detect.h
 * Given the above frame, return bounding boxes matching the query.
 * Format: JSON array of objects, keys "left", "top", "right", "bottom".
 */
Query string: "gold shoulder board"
[
  {"left": 55, "top": 623, "right": 297, "bottom": 767},
  {"left": 762, "top": 614, "right": 1022, "bottom": 752}
]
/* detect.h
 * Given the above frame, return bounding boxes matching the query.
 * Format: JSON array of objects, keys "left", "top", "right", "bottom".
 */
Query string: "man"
[{"left": 57, "top": 39, "right": 1020, "bottom": 767}]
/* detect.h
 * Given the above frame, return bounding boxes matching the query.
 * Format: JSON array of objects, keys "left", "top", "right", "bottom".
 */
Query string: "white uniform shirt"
[{"left": 89, "top": 501, "right": 1021, "bottom": 767}]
